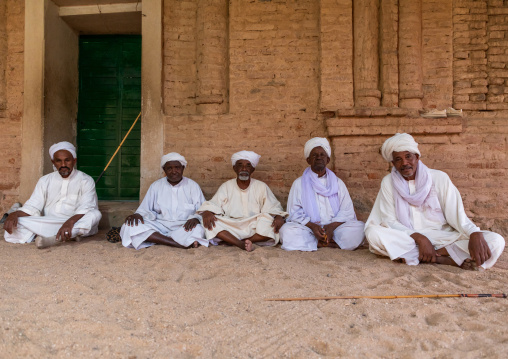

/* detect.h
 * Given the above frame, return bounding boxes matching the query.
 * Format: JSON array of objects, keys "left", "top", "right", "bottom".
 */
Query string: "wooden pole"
[
  {"left": 95, "top": 111, "right": 142, "bottom": 185},
  {"left": 265, "top": 293, "right": 507, "bottom": 301}
]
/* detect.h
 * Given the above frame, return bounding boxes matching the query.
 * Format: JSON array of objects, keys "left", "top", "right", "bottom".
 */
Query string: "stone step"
[{"left": 98, "top": 201, "right": 138, "bottom": 230}]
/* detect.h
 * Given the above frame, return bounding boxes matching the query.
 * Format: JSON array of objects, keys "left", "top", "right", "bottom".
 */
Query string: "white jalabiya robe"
[
  {"left": 365, "top": 169, "right": 505, "bottom": 269},
  {"left": 198, "top": 178, "right": 287, "bottom": 245},
  {"left": 280, "top": 172, "right": 365, "bottom": 251},
  {"left": 4, "top": 170, "right": 101, "bottom": 243},
  {"left": 121, "top": 177, "right": 207, "bottom": 250}
]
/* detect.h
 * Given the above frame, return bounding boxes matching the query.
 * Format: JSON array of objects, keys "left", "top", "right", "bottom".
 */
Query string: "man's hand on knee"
[
  {"left": 125, "top": 213, "right": 144, "bottom": 226},
  {"left": 411, "top": 233, "right": 437, "bottom": 263},
  {"left": 469, "top": 232, "right": 491, "bottom": 266},
  {"left": 184, "top": 218, "right": 199, "bottom": 231},
  {"left": 323, "top": 222, "right": 342, "bottom": 241},
  {"left": 3, "top": 211, "right": 30, "bottom": 234},
  {"left": 271, "top": 215, "right": 285, "bottom": 234},
  {"left": 201, "top": 211, "right": 217, "bottom": 231}
]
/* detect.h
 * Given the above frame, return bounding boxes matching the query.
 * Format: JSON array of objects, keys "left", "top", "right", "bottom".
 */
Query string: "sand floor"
[{"left": 0, "top": 229, "right": 507, "bottom": 358}]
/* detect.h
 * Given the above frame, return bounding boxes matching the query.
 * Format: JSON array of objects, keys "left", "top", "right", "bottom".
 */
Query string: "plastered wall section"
[
  {"left": 0, "top": 0, "right": 24, "bottom": 214},
  {"left": 43, "top": 0, "right": 79, "bottom": 174}
]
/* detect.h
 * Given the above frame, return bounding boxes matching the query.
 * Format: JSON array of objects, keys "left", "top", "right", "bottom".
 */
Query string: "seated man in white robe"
[
  {"left": 120, "top": 152, "right": 207, "bottom": 250},
  {"left": 365, "top": 133, "right": 505, "bottom": 270},
  {"left": 198, "top": 151, "right": 287, "bottom": 252},
  {"left": 280, "top": 137, "right": 365, "bottom": 251},
  {"left": 3, "top": 142, "right": 101, "bottom": 248}
]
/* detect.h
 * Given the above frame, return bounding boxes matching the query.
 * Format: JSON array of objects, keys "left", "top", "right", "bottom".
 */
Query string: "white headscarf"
[
  {"left": 304, "top": 137, "right": 331, "bottom": 159},
  {"left": 381, "top": 133, "right": 421, "bottom": 162},
  {"left": 231, "top": 151, "right": 261, "bottom": 168},
  {"left": 49, "top": 141, "right": 77, "bottom": 160},
  {"left": 161, "top": 152, "right": 187, "bottom": 168}
]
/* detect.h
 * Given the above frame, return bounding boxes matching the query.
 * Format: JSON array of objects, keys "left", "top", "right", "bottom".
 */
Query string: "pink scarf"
[{"left": 391, "top": 162, "right": 445, "bottom": 229}]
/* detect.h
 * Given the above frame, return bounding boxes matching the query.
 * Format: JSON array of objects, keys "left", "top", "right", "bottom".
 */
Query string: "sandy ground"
[{"left": 0, "top": 228, "right": 507, "bottom": 358}]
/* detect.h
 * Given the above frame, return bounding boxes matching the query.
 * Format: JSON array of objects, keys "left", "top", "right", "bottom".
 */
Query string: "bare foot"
[
  {"left": 35, "top": 235, "right": 59, "bottom": 249},
  {"left": 243, "top": 239, "right": 254, "bottom": 252},
  {"left": 460, "top": 258, "right": 478, "bottom": 271},
  {"left": 394, "top": 258, "right": 406, "bottom": 264},
  {"left": 192, "top": 241, "right": 199, "bottom": 248}
]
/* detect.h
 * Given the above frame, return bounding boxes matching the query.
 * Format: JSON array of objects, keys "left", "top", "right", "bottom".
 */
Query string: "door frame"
[{"left": 20, "top": 0, "right": 162, "bottom": 202}]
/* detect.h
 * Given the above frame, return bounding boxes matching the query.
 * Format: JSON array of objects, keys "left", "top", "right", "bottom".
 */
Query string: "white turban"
[
  {"left": 304, "top": 137, "right": 331, "bottom": 159},
  {"left": 161, "top": 152, "right": 187, "bottom": 168},
  {"left": 231, "top": 150, "right": 261, "bottom": 168},
  {"left": 381, "top": 133, "right": 421, "bottom": 162},
  {"left": 49, "top": 141, "right": 77, "bottom": 160}
]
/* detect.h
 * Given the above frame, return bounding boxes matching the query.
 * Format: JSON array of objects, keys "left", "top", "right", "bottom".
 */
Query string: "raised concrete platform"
[{"left": 98, "top": 201, "right": 139, "bottom": 230}]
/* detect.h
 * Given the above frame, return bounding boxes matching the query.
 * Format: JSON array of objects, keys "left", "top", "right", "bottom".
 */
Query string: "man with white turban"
[
  {"left": 3, "top": 141, "right": 102, "bottom": 248},
  {"left": 198, "top": 150, "right": 287, "bottom": 252},
  {"left": 120, "top": 152, "right": 207, "bottom": 249},
  {"left": 279, "top": 137, "right": 365, "bottom": 251},
  {"left": 365, "top": 133, "right": 505, "bottom": 270}
]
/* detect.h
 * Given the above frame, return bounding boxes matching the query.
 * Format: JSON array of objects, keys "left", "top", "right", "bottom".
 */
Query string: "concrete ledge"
[{"left": 98, "top": 201, "right": 138, "bottom": 230}]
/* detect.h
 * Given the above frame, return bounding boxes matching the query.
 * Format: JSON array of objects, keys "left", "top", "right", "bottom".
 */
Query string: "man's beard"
[
  {"left": 59, "top": 167, "right": 71, "bottom": 176},
  {"left": 238, "top": 171, "right": 250, "bottom": 181}
]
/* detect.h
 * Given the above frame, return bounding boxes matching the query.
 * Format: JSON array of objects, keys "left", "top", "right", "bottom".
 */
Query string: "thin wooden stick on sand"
[{"left": 265, "top": 293, "right": 507, "bottom": 301}]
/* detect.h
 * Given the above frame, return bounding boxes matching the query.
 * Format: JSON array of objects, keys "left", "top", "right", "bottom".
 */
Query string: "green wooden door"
[{"left": 77, "top": 35, "right": 141, "bottom": 200}]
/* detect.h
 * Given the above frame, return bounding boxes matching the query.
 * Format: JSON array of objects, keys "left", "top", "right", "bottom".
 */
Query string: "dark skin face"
[
  {"left": 233, "top": 159, "right": 255, "bottom": 188},
  {"left": 163, "top": 161, "right": 184, "bottom": 185},
  {"left": 392, "top": 151, "right": 419, "bottom": 181},
  {"left": 306, "top": 146, "right": 330, "bottom": 177},
  {"left": 51, "top": 150, "right": 77, "bottom": 178}
]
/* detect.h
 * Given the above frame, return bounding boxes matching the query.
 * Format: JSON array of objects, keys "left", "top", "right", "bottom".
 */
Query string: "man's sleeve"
[
  {"left": 19, "top": 177, "right": 48, "bottom": 216},
  {"left": 187, "top": 182, "right": 206, "bottom": 221},
  {"left": 437, "top": 172, "right": 480, "bottom": 237},
  {"left": 197, "top": 183, "right": 226, "bottom": 215},
  {"left": 135, "top": 183, "right": 157, "bottom": 221},
  {"left": 286, "top": 179, "right": 310, "bottom": 225},
  {"left": 261, "top": 184, "right": 287, "bottom": 218},
  {"left": 75, "top": 177, "right": 100, "bottom": 215},
  {"left": 330, "top": 179, "right": 358, "bottom": 223}
]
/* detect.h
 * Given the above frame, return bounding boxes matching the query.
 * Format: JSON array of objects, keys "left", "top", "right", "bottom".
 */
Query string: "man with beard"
[
  {"left": 198, "top": 151, "right": 287, "bottom": 252},
  {"left": 3, "top": 141, "right": 101, "bottom": 248},
  {"left": 279, "top": 137, "right": 365, "bottom": 251},
  {"left": 120, "top": 152, "right": 207, "bottom": 249},
  {"left": 365, "top": 133, "right": 505, "bottom": 270}
]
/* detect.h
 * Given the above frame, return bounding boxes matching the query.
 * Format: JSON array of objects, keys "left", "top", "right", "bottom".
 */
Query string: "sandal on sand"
[{"left": 106, "top": 227, "right": 121, "bottom": 243}]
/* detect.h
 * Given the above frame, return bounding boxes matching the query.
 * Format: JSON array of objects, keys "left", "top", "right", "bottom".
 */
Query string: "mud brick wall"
[
  {"left": 0, "top": 0, "right": 23, "bottom": 214},
  {"left": 163, "top": 0, "right": 325, "bottom": 203}
]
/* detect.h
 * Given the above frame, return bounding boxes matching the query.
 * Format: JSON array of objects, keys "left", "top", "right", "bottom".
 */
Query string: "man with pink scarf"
[
  {"left": 365, "top": 133, "right": 505, "bottom": 270},
  {"left": 279, "top": 137, "right": 365, "bottom": 251}
]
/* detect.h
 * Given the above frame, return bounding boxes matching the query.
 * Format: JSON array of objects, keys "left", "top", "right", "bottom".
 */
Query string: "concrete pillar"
[
  {"left": 140, "top": 0, "right": 163, "bottom": 199},
  {"left": 20, "top": 0, "right": 45, "bottom": 202},
  {"left": 353, "top": 0, "right": 381, "bottom": 107},
  {"left": 398, "top": 0, "right": 423, "bottom": 108},
  {"left": 195, "top": 0, "right": 229, "bottom": 115},
  {"left": 379, "top": 0, "right": 398, "bottom": 108}
]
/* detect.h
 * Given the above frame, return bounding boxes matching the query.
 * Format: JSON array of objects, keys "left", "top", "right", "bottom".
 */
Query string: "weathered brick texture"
[{"left": 163, "top": 0, "right": 324, "bottom": 204}]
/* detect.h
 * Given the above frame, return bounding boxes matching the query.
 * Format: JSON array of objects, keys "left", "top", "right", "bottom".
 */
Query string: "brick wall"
[
  {"left": 0, "top": 0, "right": 23, "bottom": 214},
  {"left": 163, "top": 0, "right": 325, "bottom": 204}
]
